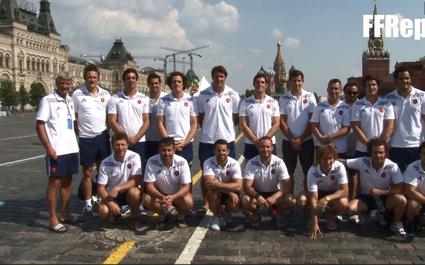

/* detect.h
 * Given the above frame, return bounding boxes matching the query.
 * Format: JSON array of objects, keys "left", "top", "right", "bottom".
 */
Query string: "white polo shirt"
[
  {"left": 279, "top": 89, "right": 316, "bottom": 141},
  {"left": 196, "top": 85, "right": 240, "bottom": 143},
  {"left": 385, "top": 87, "right": 425, "bottom": 148},
  {"left": 404, "top": 160, "right": 425, "bottom": 195},
  {"left": 146, "top": 92, "right": 167, "bottom": 142},
  {"left": 307, "top": 160, "right": 348, "bottom": 192},
  {"left": 36, "top": 91, "right": 79, "bottom": 156},
  {"left": 203, "top": 156, "right": 242, "bottom": 183},
  {"left": 244, "top": 154, "right": 290, "bottom": 193},
  {"left": 346, "top": 157, "right": 404, "bottom": 194},
  {"left": 351, "top": 97, "right": 395, "bottom": 152},
  {"left": 97, "top": 150, "right": 142, "bottom": 192},
  {"left": 144, "top": 154, "right": 191, "bottom": 195},
  {"left": 310, "top": 100, "right": 351, "bottom": 153},
  {"left": 108, "top": 90, "right": 150, "bottom": 142},
  {"left": 72, "top": 85, "right": 111, "bottom": 138},
  {"left": 239, "top": 95, "right": 280, "bottom": 144},
  {"left": 157, "top": 92, "right": 197, "bottom": 141}
]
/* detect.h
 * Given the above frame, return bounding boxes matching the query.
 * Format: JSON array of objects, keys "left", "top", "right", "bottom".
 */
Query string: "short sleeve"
[
  {"left": 346, "top": 158, "right": 363, "bottom": 171},
  {"left": 391, "top": 164, "right": 404, "bottom": 185},
  {"left": 196, "top": 95, "right": 204, "bottom": 115},
  {"left": 232, "top": 92, "right": 240, "bottom": 114},
  {"left": 384, "top": 103, "right": 395, "bottom": 120},
  {"left": 243, "top": 160, "right": 256, "bottom": 180},
  {"left": 143, "top": 97, "right": 150, "bottom": 114},
  {"left": 156, "top": 98, "right": 165, "bottom": 116},
  {"left": 180, "top": 161, "right": 192, "bottom": 184},
  {"left": 310, "top": 105, "right": 320, "bottom": 123},
  {"left": 97, "top": 161, "right": 108, "bottom": 186},
  {"left": 336, "top": 163, "right": 349, "bottom": 186},
  {"left": 130, "top": 154, "right": 142, "bottom": 176},
  {"left": 36, "top": 96, "right": 50, "bottom": 122},
  {"left": 107, "top": 97, "right": 118, "bottom": 114},
  {"left": 308, "top": 94, "right": 317, "bottom": 113},
  {"left": 279, "top": 97, "right": 287, "bottom": 115},
  {"left": 306, "top": 167, "right": 318, "bottom": 192},
  {"left": 272, "top": 100, "right": 280, "bottom": 117},
  {"left": 239, "top": 100, "right": 247, "bottom": 117},
  {"left": 143, "top": 159, "right": 156, "bottom": 183},
  {"left": 277, "top": 160, "right": 290, "bottom": 181},
  {"left": 404, "top": 164, "right": 419, "bottom": 186},
  {"left": 203, "top": 159, "right": 215, "bottom": 177},
  {"left": 71, "top": 92, "right": 79, "bottom": 114}
]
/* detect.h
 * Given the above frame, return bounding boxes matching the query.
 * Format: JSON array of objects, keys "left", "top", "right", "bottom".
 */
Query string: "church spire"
[
  {"left": 37, "top": 0, "right": 59, "bottom": 35},
  {"left": 273, "top": 41, "right": 287, "bottom": 94}
]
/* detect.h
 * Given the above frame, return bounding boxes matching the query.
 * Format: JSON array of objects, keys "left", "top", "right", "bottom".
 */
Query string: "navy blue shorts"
[
  {"left": 243, "top": 143, "right": 276, "bottom": 161},
  {"left": 390, "top": 147, "right": 419, "bottom": 172},
  {"left": 356, "top": 193, "right": 388, "bottom": 211},
  {"left": 176, "top": 142, "right": 193, "bottom": 165},
  {"left": 129, "top": 142, "right": 146, "bottom": 163},
  {"left": 79, "top": 130, "right": 111, "bottom": 166},
  {"left": 199, "top": 141, "right": 236, "bottom": 169},
  {"left": 282, "top": 139, "right": 314, "bottom": 176},
  {"left": 46, "top": 153, "right": 79, "bottom": 177},
  {"left": 145, "top": 140, "right": 159, "bottom": 160},
  {"left": 354, "top": 150, "right": 369, "bottom": 158}
]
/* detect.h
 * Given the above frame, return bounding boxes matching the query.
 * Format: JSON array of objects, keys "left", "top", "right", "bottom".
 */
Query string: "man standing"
[
  {"left": 108, "top": 68, "right": 150, "bottom": 164},
  {"left": 242, "top": 136, "right": 294, "bottom": 228},
  {"left": 143, "top": 137, "right": 193, "bottom": 228},
  {"left": 196, "top": 65, "right": 240, "bottom": 212},
  {"left": 311, "top": 79, "right": 351, "bottom": 156},
  {"left": 385, "top": 66, "right": 425, "bottom": 172},
  {"left": 351, "top": 75, "right": 394, "bottom": 157},
  {"left": 97, "top": 132, "right": 142, "bottom": 230},
  {"left": 157, "top": 72, "right": 197, "bottom": 164},
  {"left": 239, "top": 73, "right": 280, "bottom": 160},
  {"left": 203, "top": 139, "right": 242, "bottom": 231},
  {"left": 145, "top": 73, "right": 167, "bottom": 160},
  {"left": 36, "top": 72, "right": 80, "bottom": 233},
  {"left": 279, "top": 69, "right": 316, "bottom": 191},
  {"left": 72, "top": 64, "right": 111, "bottom": 218}
]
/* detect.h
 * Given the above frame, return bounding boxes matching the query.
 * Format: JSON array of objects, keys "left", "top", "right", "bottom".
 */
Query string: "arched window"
[
  {"left": 36, "top": 58, "right": 40, "bottom": 71},
  {"left": 0, "top": 53, "right": 4, "bottom": 67},
  {"left": 31, "top": 58, "right": 35, "bottom": 71},
  {"left": 5, "top": 53, "right": 10, "bottom": 68},
  {"left": 26, "top": 57, "right": 30, "bottom": 70},
  {"left": 46, "top": 60, "right": 50, "bottom": 73}
]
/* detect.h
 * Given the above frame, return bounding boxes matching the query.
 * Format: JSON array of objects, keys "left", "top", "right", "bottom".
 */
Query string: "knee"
[
  {"left": 346, "top": 201, "right": 358, "bottom": 215},
  {"left": 296, "top": 194, "right": 307, "bottom": 209},
  {"left": 127, "top": 187, "right": 141, "bottom": 201},
  {"left": 98, "top": 204, "right": 109, "bottom": 219}
]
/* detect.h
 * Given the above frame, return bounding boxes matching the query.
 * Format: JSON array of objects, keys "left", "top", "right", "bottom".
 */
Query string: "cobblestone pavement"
[{"left": 1, "top": 113, "right": 425, "bottom": 264}]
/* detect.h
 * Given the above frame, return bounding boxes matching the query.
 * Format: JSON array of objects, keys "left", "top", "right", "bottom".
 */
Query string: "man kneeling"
[
  {"left": 204, "top": 139, "right": 242, "bottom": 231},
  {"left": 97, "top": 132, "right": 143, "bottom": 230},
  {"left": 143, "top": 137, "right": 193, "bottom": 228},
  {"left": 242, "top": 136, "right": 295, "bottom": 228}
]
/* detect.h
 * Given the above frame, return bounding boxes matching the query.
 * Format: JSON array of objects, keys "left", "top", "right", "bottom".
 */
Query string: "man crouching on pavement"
[
  {"left": 97, "top": 132, "right": 143, "bottom": 230},
  {"left": 204, "top": 139, "right": 243, "bottom": 231},
  {"left": 143, "top": 137, "right": 193, "bottom": 228},
  {"left": 242, "top": 136, "right": 295, "bottom": 228}
]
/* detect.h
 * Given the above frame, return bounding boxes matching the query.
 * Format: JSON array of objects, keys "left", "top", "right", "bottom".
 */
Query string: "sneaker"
[
  {"left": 121, "top": 205, "right": 131, "bottom": 217},
  {"left": 405, "top": 220, "right": 416, "bottom": 237},
  {"left": 210, "top": 217, "right": 221, "bottom": 231},
  {"left": 82, "top": 205, "right": 93, "bottom": 219},
  {"left": 335, "top": 215, "right": 344, "bottom": 223},
  {"left": 276, "top": 216, "right": 287, "bottom": 229},
  {"left": 375, "top": 211, "right": 387, "bottom": 226},
  {"left": 349, "top": 215, "right": 360, "bottom": 224},
  {"left": 326, "top": 219, "right": 338, "bottom": 231},
  {"left": 390, "top": 222, "right": 407, "bottom": 238}
]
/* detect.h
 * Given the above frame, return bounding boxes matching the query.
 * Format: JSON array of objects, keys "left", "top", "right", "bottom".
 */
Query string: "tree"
[
  {"left": 0, "top": 79, "right": 18, "bottom": 108},
  {"left": 18, "top": 85, "right": 29, "bottom": 112},
  {"left": 29, "top": 82, "right": 46, "bottom": 107}
]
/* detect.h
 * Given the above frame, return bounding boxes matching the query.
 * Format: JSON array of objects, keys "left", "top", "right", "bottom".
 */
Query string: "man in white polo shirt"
[
  {"left": 36, "top": 72, "right": 80, "bottom": 233},
  {"left": 242, "top": 136, "right": 295, "bottom": 228},
  {"left": 343, "top": 138, "right": 407, "bottom": 238},
  {"left": 145, "top": 73, "right": 167, "bottom": 160},
  {"left": 385, "top": 66, "right": 425, "bottom": 172},
  {"left": 311, "top": 78, "right": 351, "bottom": 157},
  {"left": 108, "top": 68, "right": 150, "bottom": 164},
  {"left": 196, "top": 65, "right": 240, "bottom": 213},
  {"left": 239, "top": 72, "right": 280, "bottom": 160},
  {"left": 72, "top": 64, "right": 112, "bottom": 218},
  {"left": 351, "top": 75, "right": 395, "bottom": 158},
  {"left": 158, "top": 71, "right": 197, "bottom": 164},
  {"left": 279, "top": 69, "right": 316, "bottom": 192},
  {"left": 143, "top": 137, "right": 193, "bottom": 228},
  {"left": 97, "top": 132, "right": 142, "bottom": 230},
  {"left": 203, "top": 139, "right": 242, "bottom": 231}
]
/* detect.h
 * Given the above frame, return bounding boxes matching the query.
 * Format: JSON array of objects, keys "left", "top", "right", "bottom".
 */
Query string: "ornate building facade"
[{"left": 0, "top": 0, "right": 164, "bottom": 95}]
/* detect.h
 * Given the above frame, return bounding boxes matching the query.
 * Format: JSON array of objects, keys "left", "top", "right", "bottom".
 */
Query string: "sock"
[{"left": 85, "top": 199, "right": 92, "bottom": 207}]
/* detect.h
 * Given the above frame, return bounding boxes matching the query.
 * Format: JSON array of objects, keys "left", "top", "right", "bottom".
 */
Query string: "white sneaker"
[
  {"left": 390, "top": 222, "right": 407, "bottom": 238},
  {"left": 349, "top": 215, "right": 360, "bottom": 224},
  {"left": 210, "top": 217, "right": 221, "bottom": 231}
]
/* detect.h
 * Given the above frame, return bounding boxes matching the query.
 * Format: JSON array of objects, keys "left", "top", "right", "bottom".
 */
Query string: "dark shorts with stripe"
[
  {"left": 46, "top": 153, "right": 79, "bottom": 177},
  {"left": 79, "top": 130, "right": 111, "bottom": 166},
  {"left": 199, "top": 141, "right": 236, "bottom": 168}
]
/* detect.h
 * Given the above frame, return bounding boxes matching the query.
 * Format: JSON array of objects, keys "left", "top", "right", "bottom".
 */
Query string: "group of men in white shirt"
[{"left": 36, "top": 63, "right": 425, "bottom": 239}]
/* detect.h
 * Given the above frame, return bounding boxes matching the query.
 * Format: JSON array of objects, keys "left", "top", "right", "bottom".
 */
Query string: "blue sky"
[{"left": 50, "top": 0, "right": 425, "bottom": 96}]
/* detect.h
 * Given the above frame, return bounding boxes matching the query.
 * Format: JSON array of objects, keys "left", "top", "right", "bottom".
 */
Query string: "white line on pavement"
[
  {"left": 0, "top": 134, "right": 37, "bottom": 142},
  {"left": 0, "top": 154, "right": 44, "bottom": 167},
  {"left": 175, "top": 155, "right": 245, "bottom": 264}
]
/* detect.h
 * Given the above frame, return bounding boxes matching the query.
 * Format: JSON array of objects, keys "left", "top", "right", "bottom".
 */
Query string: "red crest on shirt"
[
  {"left": 226, "top": 98, "right": 231, "bottom": 103},
  {"left": 303, "top": 99, "right": 308, "bottom": 104},
  {"left": 267, "top": 104, "right": 271, "bottom": 109},
  {"left": 226, "top": 171, "right": 231, "bottom": 176},
  {"left": 338, "top": 110, "right": 343, "bottom": 115},
  {"left": 175, "top": 170, "right": 180, "bottom": 176},
  {"left": 127, "top": 163, "right": 132, "bottom": 169},
  {"left": 184, "top": 102, "right": 189, "bottom": 107},
  {"left": 101, "top": 98, "right": 105, "bottom": 103},
  {"left": 379, "top": 107, "right": 384, "bottom": 113},
  {"left": 381, "top": 172, "right": 386, "bottom": 178},
  {"left": 271, "top": 169, "right": 276, "bottom": 175},
  {"left": 137, "top": 100, "right": 142, "bottom": 104},
  {"left": 51, "top": 166, "right": 57, "bottom": 174},
  {"left": 330, "top": 175, "right": 336, "bottom": 181},
  {"left": 413, "top": 99, "right": 418, "bottom": 104}
]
